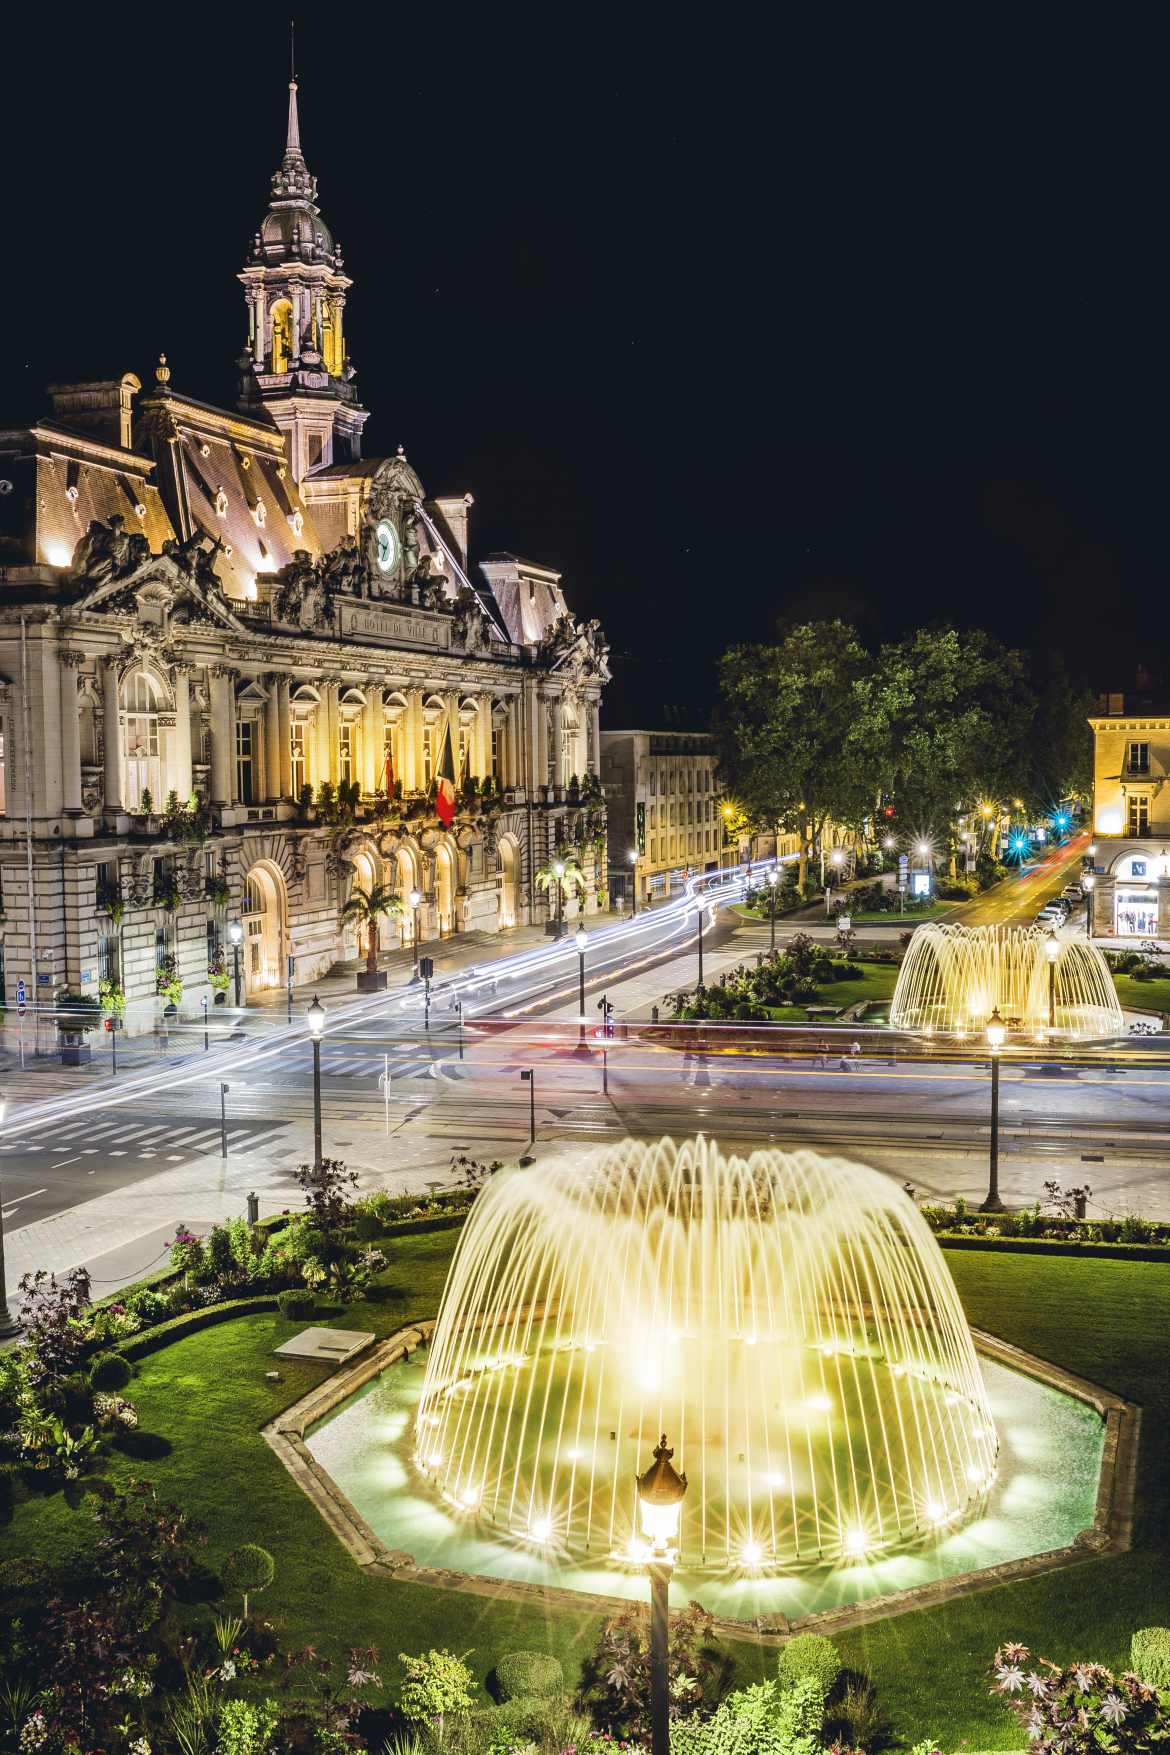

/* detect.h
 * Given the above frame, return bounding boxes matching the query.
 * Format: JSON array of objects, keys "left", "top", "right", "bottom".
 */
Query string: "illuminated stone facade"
[
  {"left": 0, "top": 84, "right": 608, "bottom": 1031},
  {"left": 1088, "top": 690, "right": 1170, "bottom": 940}
]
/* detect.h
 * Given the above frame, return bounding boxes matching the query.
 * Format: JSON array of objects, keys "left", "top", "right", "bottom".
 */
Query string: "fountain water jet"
[
  {"left": 417, "top": 1140, "right": 997, "bottom": 1570},
  {"left": 890, "top": 923, "right": 1122, "bottom": 1039}
]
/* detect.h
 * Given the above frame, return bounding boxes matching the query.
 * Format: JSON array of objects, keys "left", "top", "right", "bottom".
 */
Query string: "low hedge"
[
  {"left": 114, "top": 1295, "right": 280, "bottom": 1361},
  {"left": 937, "top": 1235, "right": 1170, "bottom": 1264}
]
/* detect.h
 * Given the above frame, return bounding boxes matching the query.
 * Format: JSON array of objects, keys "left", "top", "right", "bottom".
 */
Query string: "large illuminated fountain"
[
  {"left": 890, "top": 923, "right": 1123, "bottom": 1039},
  {"left": 415, "top": 1140, "right": 998, "bottom": 1570}
]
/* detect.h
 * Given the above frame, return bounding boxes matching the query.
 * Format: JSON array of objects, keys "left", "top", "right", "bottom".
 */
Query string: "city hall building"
[{"left": 0, "top": 82, "right": 609, "bottom": 1029}]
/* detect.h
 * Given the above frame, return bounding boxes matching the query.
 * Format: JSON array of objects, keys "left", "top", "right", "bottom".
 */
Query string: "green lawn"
[
  {"left": 3, "top": 1242, "right": 1167, "bottom": 1749},
  {"left": 1112, "top": 973, "right": 1170, "bottom": 1014}
]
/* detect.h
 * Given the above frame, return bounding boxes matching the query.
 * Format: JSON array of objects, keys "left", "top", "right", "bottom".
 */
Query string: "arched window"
[
  {"left": 271, "top": 300, "right": 293, "bottom": 375},
  {"left": 123, "top": 673, "right": 161, "bottom": 812},
  {"left": 244, "top": 877, "right": 265, "bottom": 916}
]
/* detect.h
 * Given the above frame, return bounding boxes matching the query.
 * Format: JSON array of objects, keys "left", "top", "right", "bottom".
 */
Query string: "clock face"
[{"left": 375, "top": 519, "right": 400, "bottom": 574}]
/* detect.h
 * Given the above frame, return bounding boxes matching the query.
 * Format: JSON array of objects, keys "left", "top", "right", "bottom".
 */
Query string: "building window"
[
  {"left": 244, "top": 876, "right": 264, "bottom": 916},
  {"left": 204, "top": 850, "right": 216, "bottom": 878},
  {"left": 459, "top": 725, "right": 470, "bottom": 779},
  {"left": 339, "top": 723, "right": 353, "bottom": 784},
  {"left": 250, "top": 938, "right": 262, "bottom": 976},
  {"left": 384, "top": 725, "right": 395, "bottom": 789},
  {"left": 124, "top": 672, "right": 160, "bottom": 811},
  {"left": 491, "top": 728, "right": 500, "bottom": 778},
  {"left": 1129, "top": 742, "right": 1150, "bottom": 773},
  {"left": 155, "top": 922, "right": 173, "bottom": 974},
  {"left": 206, "top": 916, "right": 223, "bottom": 966},
  {"left": 236, "top": 720, "right": 253, "bottom": 805},
  {"left": 291, "top": 722, "right": 306, "bottom": 796},
  {"left": 561, "top": 729, "right": 571, "bottom": 786},
  {"left": 0, "top": 727, "right": 6, "bottom": 815},
  {"left": 650, "top": 837, "right": 657, "bottom": 862},
  {"left": 98, "top": 936, "right": 117, "bottom": 983},
  {"left": 1128, "top": 795, "right": 1149, "bottom": 834}
]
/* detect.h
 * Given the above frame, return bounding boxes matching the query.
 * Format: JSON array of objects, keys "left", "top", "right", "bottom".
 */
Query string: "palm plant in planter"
[{"left": 341, "top": 883, "right": 405, "bottom": 991}]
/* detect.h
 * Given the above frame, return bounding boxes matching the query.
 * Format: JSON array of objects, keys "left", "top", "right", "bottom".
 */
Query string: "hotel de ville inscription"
[{"left": 340, "top": 606, "right": 452, "bottom": 650}]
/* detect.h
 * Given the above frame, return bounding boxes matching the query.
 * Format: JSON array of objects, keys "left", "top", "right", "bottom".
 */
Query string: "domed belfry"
[{"left": 237, "top": 80, "right": 368, "bottom": 482}]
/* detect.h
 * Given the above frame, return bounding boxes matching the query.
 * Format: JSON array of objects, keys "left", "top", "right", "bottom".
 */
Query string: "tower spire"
[{"left": 287, "top": 19, "right": 299, "bottom": 149}]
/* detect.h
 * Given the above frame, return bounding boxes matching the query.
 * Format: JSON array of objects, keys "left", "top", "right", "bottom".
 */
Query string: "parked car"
[{"left": 1061, "top": 883, "right": 1084, "bottom": 902}]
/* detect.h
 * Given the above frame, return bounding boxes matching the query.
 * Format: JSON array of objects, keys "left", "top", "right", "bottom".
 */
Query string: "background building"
[
  {"left": 0, "top": 81, "right": 609, "bottom": 1032},
  {"left": 1088, "top": 685, "right": 1170, "bottom": 940}
]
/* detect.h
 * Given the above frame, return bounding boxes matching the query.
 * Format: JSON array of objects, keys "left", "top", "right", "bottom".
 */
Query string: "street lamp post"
[
  {"left": 1084, "top": 871, "right": 1095, "bottom": 941},
  {"left": 574, "top": 924, "right": 588, "bottom": 1049},
  {"left": 1045, "top": 929, "right": 1060, "bottom": 1035},
  {"left": 636, "top": 1435, "right": 689, "bottom": 1755},
  {"left": 629, "top": 849, "right": 639, "bottom": 918},
  {"left": 696, "top": 893, "right": 705, "bottom": 986},
  {"left": 307, "top": 994, "right": 326, "bottom": 1176},
  {"left": 409, "top": 887, "right": 421, "bottom": 976},
  {"left": 228, "top": 920, "right": 243, "bottom": 1008},
  {"left": 553, "top": 859, "right": 566, "bottom": 939},
  {"left": 768, "top": 867, "right": 779, "bottom": 953},
  {"left": 0, "top": 1092, "right": 22, "bottom": 1338},
  {"left": 981, "top": 1007, "right": 1006, "bottom": 1213}
]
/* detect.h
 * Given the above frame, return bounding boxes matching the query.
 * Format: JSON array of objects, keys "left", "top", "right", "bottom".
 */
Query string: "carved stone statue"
[
  {"left": 452, "top": 584, "right": 490, "bottom": 649},
  {"left": 271, "top": 549, "right": 331, "bottom": 631},
  {"left": 67, "top": 514, "right": 149, "bottom": 590},
  {"left": 320, "top": 534, "right": 368, "bottom": 599},
  {"left": 402, "top": 509, "right": 420, "bottom": 577},
  {"left": 164, "top": 530, "right": 226, "bottom": 595},
  {"left": 413, "top": 555, "right": 449, "bottom": 611}
]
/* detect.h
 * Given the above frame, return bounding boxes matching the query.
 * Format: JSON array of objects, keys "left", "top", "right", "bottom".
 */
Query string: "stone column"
[
  {"left": 313, "top": 681, "right": 331, "bottom": 792},
  {"left": 265, "top": 676, "right": 281, "bottom": 800},
  {"left": 208, "top": 667, "right": 233, "bottom": 806},
  {"left": 278, "top": 674, "right": 292, "bottom": 798},
  {"left": 60, "top": 650, "right": 85, "bottom": 814},
  {"left": 362, "top": 688, "right": 378, "bottom": 794},
  {"left": 404, "top": 689, "right": 421, "bottom": 792},
  {"left": 326, "top": 679, "right": 340, "bottom": 789},
  {"left": 101, "top": 657, "right": 123, "bottom": 814},
  {"left": 504, "top": 698, "right": 517, "bottom": 790},
  {"left": 172, "top": 665, "right": 193, "bottom": 804}
]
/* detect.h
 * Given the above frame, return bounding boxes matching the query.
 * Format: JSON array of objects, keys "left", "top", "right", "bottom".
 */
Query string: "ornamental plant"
[
  {"left": 16, "top": 1266, "right": 93, "bottom": 1392},
  {"left": 153, "top": 870, "right": 182, "bottom": 913},
  {"left": 99, "top": 974, "right": 127, "bottom": 1013},
  {"left": 207, "top": 956, "right": 231, "bottom": 990},
  {"left": 96, "top": 881, "right": 125, "bottom": 926},
  {"left": 989, "top": 1642, "right": 1170, "bottom": 1754},
  {"left": 156, "top": 952, "right": 183, "bottom": 1003},
  {"left": 582, "top": 1600, "right": 718, "bottom": 1736},
  {"left": 205, "top": 874, "right": 232, "bottom": 908},
  {"left": 397, "top": 1647, "right": 476, "bottom": 1737}
]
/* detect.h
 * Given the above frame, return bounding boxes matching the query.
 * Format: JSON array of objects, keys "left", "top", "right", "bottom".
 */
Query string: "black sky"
[{"left": 5, "top": 4, "right": 1167, "bottom": 710}]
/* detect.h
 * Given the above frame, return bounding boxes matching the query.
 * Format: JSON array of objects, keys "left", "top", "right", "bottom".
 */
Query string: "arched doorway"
[
  {"left": 497, "top": 834, "right": 517, "bottom": 929},
  {"left": 242, "top": 862, "right": 287, "bottom": 994},
  {"left": 394, "top": 847, "right": 419, "bottom": 947},
  {"left": 435, "top": 843, "right": 455, "bottom": 936}
]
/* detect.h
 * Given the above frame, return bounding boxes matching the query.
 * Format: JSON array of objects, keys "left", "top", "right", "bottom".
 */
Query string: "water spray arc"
[
  {"left": 416, "top": 1140, "right": 998, "bottom": 1571},
  {"left": 890, "top": 924, "right": 1122, "bottom": 1039}
]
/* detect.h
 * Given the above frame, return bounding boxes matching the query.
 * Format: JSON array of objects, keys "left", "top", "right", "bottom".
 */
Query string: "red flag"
[
  {"left": 435, "top": 720, "right": 457, "bottom": 826},
  {"left": 383, "top": 738, "right": 394, "bottom": 796}
]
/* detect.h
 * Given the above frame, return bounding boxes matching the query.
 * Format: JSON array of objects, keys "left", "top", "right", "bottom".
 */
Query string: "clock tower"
[{"left": 237, "top": 80, "right": 369, "bottom": 483}]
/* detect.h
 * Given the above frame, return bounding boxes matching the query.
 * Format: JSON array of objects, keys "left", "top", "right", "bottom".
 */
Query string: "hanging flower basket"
[{"left": 153, "top": 872, "right": 182, "bottom": 913}]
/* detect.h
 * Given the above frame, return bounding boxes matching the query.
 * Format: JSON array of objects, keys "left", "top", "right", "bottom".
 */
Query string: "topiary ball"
[
  {"left": 277, "top": 1288, "right": 316, "bottom": 1320},
  {"left": 496, "top": 1651, "right": 564, "bottom": 1702},
  {"left": 1132, "top": 1628, "right": 1170, "bottom": 1689},
  {"left": 353, "top": 1213, "right": 383, "bottom": 1242},
  {"left": 89, "top": 1352, "right": 132, "bottom": 1392},
  {"left": 776, "top": 1632, "right": 841, "bottom": 1702},
  {"left": 224, "top": 1543, "right": 275, "bottom": 1593}
]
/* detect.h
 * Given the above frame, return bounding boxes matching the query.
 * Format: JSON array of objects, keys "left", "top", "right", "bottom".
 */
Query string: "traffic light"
[
  {"left": 419, "top": 957, "right": 434, "bottom": 980},
  {"left": 596, "top": 995, "right": 615, "bottom": 1038}
]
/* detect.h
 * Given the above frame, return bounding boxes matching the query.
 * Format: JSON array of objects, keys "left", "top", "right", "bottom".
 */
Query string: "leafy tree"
[
  {"left": 223, "top": 1544, "right": 274, "bottom": 1618},
  {"left": 397, "top": 1647, "right": 476, "bottom": 1737},
  {"left": 17, "top": 1267, "right": 92, "bottom": 1392},
  {"left": 341, "top": 881, "right": 405, "bottom": 973},
  {"left": 535, "top": 854, "right": 586, "bottom": 925},
  {"left": 295, "top": 1157, "right": 359, "bottom": 1250},
  {"left": 712, "top": 623, "right": 880, "bottom": 890}
]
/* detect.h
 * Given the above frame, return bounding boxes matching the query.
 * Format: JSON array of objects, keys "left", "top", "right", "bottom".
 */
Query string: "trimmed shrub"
[
  {"left": 276, "top": 1288, "right": 316, "bottom": 1320},
  {"left": 223, "top": 1543, "right": 274, "bottom": 1616},
  {"left": 353, "top": 1212, "right": 383, "bottom": 1242},
  {"left": 496, "top": 1651, "right": 564, "bottom": 1702},
  {"left": 0, "top": 1555, "right": 57, "bottom": 1609},
  {"left": 776, "top": 1634, "right": 841, "bottom": 1704},
  {"left": 89, "top": 1351, "right": 132, "bottom": 1392},
  {"left": 125, "top": 1288, "right": 169, "bottom": 1323},
  {"left": 1132, "top": 1628, "right": 1170, "bottom": 1689}
]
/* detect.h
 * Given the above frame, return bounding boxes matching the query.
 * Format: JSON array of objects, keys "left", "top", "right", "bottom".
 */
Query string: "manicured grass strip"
[
  {"left": 5, "top": 1240, "right": 1167, "bottom": 1750},
  {"left": 1112, "top": 974, "right": 1170, "bottom": 1013}
]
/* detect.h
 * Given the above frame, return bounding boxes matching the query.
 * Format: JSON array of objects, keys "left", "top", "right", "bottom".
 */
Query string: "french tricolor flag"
[{"left": 435, "top": 720, "right": 457, "bottom": 826}]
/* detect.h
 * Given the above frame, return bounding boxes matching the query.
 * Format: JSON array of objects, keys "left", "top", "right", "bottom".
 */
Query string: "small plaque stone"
[{"left": 273, "top": 1326, "right": 376, "bottom": 1364}]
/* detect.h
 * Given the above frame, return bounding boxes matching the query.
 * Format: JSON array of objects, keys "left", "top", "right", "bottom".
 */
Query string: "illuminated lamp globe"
[
  {"left": 574, "top": 925, "right": 588, "bottom": 952},
  {"left": 409, "top": 888, "right": 421, "bottom": 908},
  {"left": 227, "top": 920, "right": 243, "bottom": 946},
  {"left": 306, "top": 994, "right": 326, "bottom": 1037},
  {"left": 768, "top": 868, "right": 779, "bottom": 887},
  {"left": 554, "top": 860, "right": 565, "bottom": 879},
  {"left": 1084, "top": 873, "right": 1095, "bottom": 892},
  {"left": 1045, "top": 930, "right": 1060, "bottom": 963},
  {"left": 986, "top": 1007, "right": 1006, "bottom": 1050},
  {"left": 636, "top": 1433, "right": 687, "bottom": 1549}
]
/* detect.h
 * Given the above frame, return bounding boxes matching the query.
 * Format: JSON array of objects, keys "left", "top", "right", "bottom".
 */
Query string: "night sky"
[{"left": 6, "top": 6, "right": 1166, "bottom": 710}]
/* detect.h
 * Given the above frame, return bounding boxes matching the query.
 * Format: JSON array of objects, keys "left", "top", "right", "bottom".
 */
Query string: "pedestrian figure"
[
  {"left": 154, "top": 1013, "right": 168, "bottom": 1056},
  {"left": 837, "top": 1038, "right": 862, "bottom": 1071},
  {"left": 813, "top": 1037, "right": 829, "bottom": 1069}
]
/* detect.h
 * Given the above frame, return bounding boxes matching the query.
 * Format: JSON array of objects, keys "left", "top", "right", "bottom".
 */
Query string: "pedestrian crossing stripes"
[{"left": 1, "top": 1121, "right": 291, "bottom": 1160}]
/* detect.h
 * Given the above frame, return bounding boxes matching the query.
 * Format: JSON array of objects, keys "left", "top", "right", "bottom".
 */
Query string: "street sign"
[{"left": 16, "top": 978, "right": 25, "bottom": 1018}]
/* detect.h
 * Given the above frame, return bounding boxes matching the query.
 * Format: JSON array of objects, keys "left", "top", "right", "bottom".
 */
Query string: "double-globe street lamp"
[
  {"left": 409, "top": 887, "right": 422, "bottom": 975},
  {"left": 574, "top": 924, "right": 588, "bottom": 1049},
  {"left": 228, "top": 919, "right": 244, "bottom": 1008},
  {"left": 981, "top": 1006, "right": 1006, "bottom": 1213},
  {"left": 636, "top": 1435, "right": 689, "bottom": 1755},
  {"left": 1084, "top": 871, "right": 1095, "bottom": 940},
  {"left": 307, "top": 994, "right": 327, "bottom": 1177}
]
